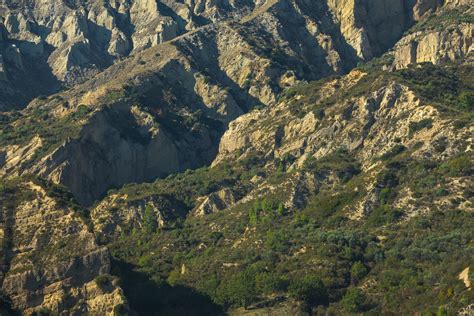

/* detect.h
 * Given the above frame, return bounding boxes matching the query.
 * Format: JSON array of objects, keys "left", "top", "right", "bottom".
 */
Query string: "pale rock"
[
  {"left": 108, "top": 29, "right": 131, "bottom": 57},
  {"left": 0, "top": 136, "right": 42, "bottom": 175},
  {"left": 0, "top": 183, "right": 126, "bottom": 314},
  {"left": 92, "top": 195, "right": 170, "bottom": 240},
  {"left": 394, "top": 24, "right": 473, "bottom": 69},
  {"left": 194, "top": 188, "right": 237, "bottom": 216},
  {"left": 31, "top": 106, "right": 180, "bottom": 205}
]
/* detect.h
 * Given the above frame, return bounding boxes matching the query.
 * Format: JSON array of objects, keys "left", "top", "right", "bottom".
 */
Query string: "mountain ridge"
[{"left": 0, "top": 0, "right": 473, "bottom": 315}]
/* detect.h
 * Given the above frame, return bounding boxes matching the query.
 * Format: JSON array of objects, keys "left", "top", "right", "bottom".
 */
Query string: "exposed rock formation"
[
  {"left": 213, "top": 67, "right": 473, "bottom": 216},
  {"left": 394, "top": 23, "right": 473, "bottom": 69},
  {"left": 215, "top": 73, "right": 469, "bottom": 168},
  {"left": 0, "top": 181, "right": 127, "bottom": 315},
  {"left": 0, "top": 1, "right": 472, "bottom": 315},
  {"left": 92, "top": 193, "right": 184, "bottom": 241},
  {"left": 3, "top": 0, "right": 465, "bottom": 203},
  {"left": 0, "top": 0, "right": 457, "bottom": 109},
  {"left": 194, "top": 188, "right": 238, "bottom": 216}
]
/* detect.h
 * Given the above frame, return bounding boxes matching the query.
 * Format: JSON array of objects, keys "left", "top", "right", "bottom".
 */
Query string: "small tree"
[
  {"left": 249, "top": 208, "right": 258, "bottom": 226},
  {"left": 351, "top": 262, "right": 368, "bottom": 284},
  {"left": 217, "top": 269, "right": 257, "bottom": 307},
  {"left": 143, "top": 205, "right": 158, "bottom": 234},
  {"left": 342, "top": 288, "right": 367, "bottom": 313},
  {"left": 459, "top": 91, "right": 474, "bottom": 110},
  {"left": 255, "top": 273, "right": 288, "bottom": 294},
  {"left": 277, "top": 203, "right": 285, "bottom": 216},
  {"left": 288, "top": 274, "right": 328, "bottom": 307}
]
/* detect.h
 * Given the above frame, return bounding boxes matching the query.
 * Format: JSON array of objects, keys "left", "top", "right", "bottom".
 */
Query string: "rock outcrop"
[
  {"left": 215, "top": 72, "right": 469, "bottom": 168},
  {"left": 394, "top": 22, "right": 473, "bottom": 69},
  {"left": 3, "top": 0, "right": 465, "bottom": 204},
  {"left": 0, "top": 180, "right": 127, "bottom": 315},
  {"left": 194, "top": 188, "right": 238, "bottom": 216},
  {"left": 0, "top": 0, "right": 458, "bottom": 109},
  {"left": 0, "top": 1, "right": 472, "bottom": 314},
  {"left": 92, "top": 193, "right": 184, "bottom": 241}
]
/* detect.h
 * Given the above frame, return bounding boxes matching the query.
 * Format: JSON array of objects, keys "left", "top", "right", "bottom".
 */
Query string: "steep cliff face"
[
  {"left": 0, "top": 179, "right": 127, "bottom": 315},
  {"left": 0, "top": 0, "right": 456, "bottom": 110},
  {"left": 0, "top": 0, "right": 390, "bottom": 203},
  {"left": 2, "top": 0, "right": 468, "bottom": 205},
  {"left": 393, "top": 5, "right": 473, "bottom": 68},
  {"left": 0, "top": 0, "right": 256, "bottom": 109},
  {"left": 325, "top": 0, "right": 445, "bottom": 60},
  {"left": 214, "top": 72, "right": 467, "bottom": 168}
]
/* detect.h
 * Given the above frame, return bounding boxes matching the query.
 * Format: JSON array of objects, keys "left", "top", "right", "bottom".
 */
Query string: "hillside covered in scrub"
[{"left": 0, "top": 0, "right": 473, "bottom": 315}]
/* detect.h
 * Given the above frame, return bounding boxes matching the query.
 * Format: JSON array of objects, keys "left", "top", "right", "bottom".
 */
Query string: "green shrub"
[
  {"left": 439, "top": 155, "right": 472, "bottom": 177},
  {"left": 351, "top": 262, "right": 368, "bottom": 284},
  {"left": 265, "top": 230, "right": 290, "bottom": 252},
  {"left": 409, "top": 119, "right": 433, "bottom": 136},
  {"left": 342, "top": 288, "right": 367, "bottom": 313},
  {"left": 366, "top": 205, "right": 403, "bottom": 227},
  {"left": 143, "top": 205, "right": 158, "bottom": 234},
  {"left": 288, "top": 274, "right": 328, "bottom": 306},
  {"left": 458, "top": 91, "right": 474, "bottom": 110},
  {"left": 95, "top": 274, "right": 113, "bottom": 291},
  {"left": 255, "top": 273, "right": 288, "bottom": 294},
  {"left": 103, "top": 90, "right": 126, "bottom": 103},
  {"left": 216, "top": 268, "right": 259, "bottom": 307},
  {"left": 381, "top": 145, "right": 406, "bottom": 161}
]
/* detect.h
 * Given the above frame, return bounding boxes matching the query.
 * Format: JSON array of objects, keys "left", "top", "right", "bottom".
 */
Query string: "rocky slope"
[
  {"left": 0, "top": 0, "right": 258, "bottom": 109},
  {"left": 0, "top": 178, "right": 127, "bottom": 315},
  {"left": 2, "top": 0, "right": 468, "bottom": 207},
  {"left": 94, "top": 60, "right": 474, "bottom": 314},
  {"left": 0, "top": 0, "right": 473, "bottom": 315},
  {"left": 0, "top": 0, "right": 453, "bottom": 110}
]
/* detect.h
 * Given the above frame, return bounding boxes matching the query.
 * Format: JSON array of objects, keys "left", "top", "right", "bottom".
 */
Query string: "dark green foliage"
[
  {"left": 407, "top": 8, "right": 474, "bottom": 34},
  {"left": 303, "top": 149, "right": 360, "bottom": 181},
  {"left": 394, "top": 63, "right": 474, "bottom": 116},
  {"left": 0, "top": 104, "right": 93, "bottom": 170},
  {"left": 143, "top": 205, "right": 158, "bottom": 234},
  {"left": 216, "top": 266, "right": 261, "bottom": 307},
  {"left": 255, "top": 273, "right": 288, "bottom": 295},
  {"left": 459, "top": 91, "right": 474, "bottom": 110},
  {"left": 342, "top": 288, "right": 367, "bottom": 313},
  {"left": 439, "top": 155, "right": 472, "bottom": 177},
  {"left": 249, "top": 198, "right": 285, "bottom": 225},
  {"left": 94, "top": 274, "right": 113, "bottom": 292},
  {"left": 97, "top": 54, "right": 473, "bottom": 315},
  {"left": 102, "top": 90, "right": 126, "bottom": 103},
  {"left": 351, "top": 262, "right": 368, "bottom": 284},
  {"left": 288, "top": 275, "right": 328, "bottom": 307},
  {"left": 409, "top": 118, "right": 433, "bottom": 136},
  {"left": 380, "top": 145, "right": 406, "bottom": 161},
  {"left": 32, "top": 308, "right": 50, "bottom": 316},
  {"left": 265, "top": 230, "right": 290, "bottom": 252}
]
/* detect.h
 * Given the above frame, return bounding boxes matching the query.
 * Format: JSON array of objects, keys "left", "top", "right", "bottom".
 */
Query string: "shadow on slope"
[{"left": 111, "top": 259, "right": 224, "bottom": 316}]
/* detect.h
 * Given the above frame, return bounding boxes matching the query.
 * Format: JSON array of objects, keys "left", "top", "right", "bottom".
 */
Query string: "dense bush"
[
  {"left": 350, "top": 262, "right": 368, "bottom": 284},
  {"left": 342, "top": 288, "right": 367, "bottom": 313},
  {"left": 288, "top": 275, "right": 328, "bottom": 307},
  {"left": 94, "top": 274, "right": 114, "bottom": 291},
  {"left": 255, "top": 273, "right": 288, "bottom": 295}
]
